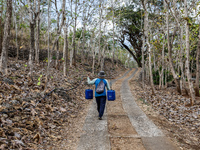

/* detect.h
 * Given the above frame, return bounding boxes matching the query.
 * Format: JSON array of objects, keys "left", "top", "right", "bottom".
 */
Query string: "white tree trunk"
[
  {"left": 161, "top": 35, "right": 165, "bottom": 89},
  {"left": 143, "top": 0, "right": 155, "bottom": 95},
  {"left": 0, "top": 0, "right": 12, "bottom": 75},
  {"left": 166, "top": 1, "right": 181, "bottom": 94},
  {"left": 184, "top": 0, "right": 195, "bottom": 105},
  {"left": 14, "top": 0, "right": 19, "bottom": 60},
  {"left": 142, "top": 34, "right": 145, "bottom": 89},
  {"left": 72, "top": 0, "right": 77, "bottom": 67},
  {"left": 35, "top": 0, "right": 40, "bottom": 64},
  {"left": 100, "top": 44, "right": 106, "bottom": 71},
  {"left": 63, "top": 27, "right": 68, "bottom": 76},
  {"left": 0, "top": 2, "right": 3, "bottom": 54},
  {"left": 98, "top": 0, "right": 102, "bottom": 66},
  {"left": 46, "top": 0, "right": 51, "bottom": 86},
  {"left": 195, "top": 23, "right": 200, "bottom": 96},
  {"left": 90, "top": 31, "right": 95, "bottom": 74},
  {"left": 112, "top": 0, "right": 115, "bottom": 67}
]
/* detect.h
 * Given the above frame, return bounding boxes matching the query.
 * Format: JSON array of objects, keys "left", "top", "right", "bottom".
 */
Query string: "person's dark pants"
[{"left": 95, "top": 96, "right": 106, "bottom": 118}]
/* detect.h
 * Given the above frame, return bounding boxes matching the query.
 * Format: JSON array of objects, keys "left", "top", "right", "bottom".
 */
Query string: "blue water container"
[
  {"left": 107, "top": 90, "right": 115, "bottom": 101},
  {"left": 85, "top": 89, "right": 93, "bottom": 99}
]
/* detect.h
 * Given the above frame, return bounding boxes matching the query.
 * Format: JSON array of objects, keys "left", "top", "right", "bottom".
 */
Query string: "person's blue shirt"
[{"left": 87, "top": 77, "right": 110, "bottom": 97}]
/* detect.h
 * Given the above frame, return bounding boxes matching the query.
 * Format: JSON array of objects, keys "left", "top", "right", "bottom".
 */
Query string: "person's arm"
[
  {"left": 105, "top": 79, "right": 111, "bottom": 90},
  {"left": 87, "top": 77, "right": 97, "bottom": 85}
]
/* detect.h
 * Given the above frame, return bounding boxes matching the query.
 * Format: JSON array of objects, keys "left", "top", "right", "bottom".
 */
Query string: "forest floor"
[
  {"left": 130, "top": 69, "right": 200, "bottom": 150},
  {"left": 0, "top": 56, "right": 126, "bottom": 149},
  {"left": 0, "top": 56, "right": 200, "bottom": 149}
]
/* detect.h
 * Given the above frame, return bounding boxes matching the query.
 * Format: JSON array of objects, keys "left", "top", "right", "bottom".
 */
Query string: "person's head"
[{"left": 98, "top": 71, "right": 106, "bottom": 79}]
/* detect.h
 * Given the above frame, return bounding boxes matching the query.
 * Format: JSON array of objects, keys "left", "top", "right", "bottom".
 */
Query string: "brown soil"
[
  {"left": 110, "top": 137, "right": 145, "bottom": 150},
  {"left": 107, "top": 69, "right": 145, "bottom": 150}
]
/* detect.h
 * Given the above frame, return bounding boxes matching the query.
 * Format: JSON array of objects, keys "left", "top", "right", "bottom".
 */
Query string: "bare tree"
[
  {"left": 141, "top": 6, "right": 145, "bottom": 89},
  {"left": 0, "top": 0, "right": 4, "bottom": 54},
  {"left": 184, "top": 0, "right": 195, "bottom": 105},
  {"left": 80, "top": 0, "right": 95, "bottom": 64},
  {"left": 165, "top": 1, "right": 181, "bottom": 94},
  {"left": 90, "top": 28, "right": 97, "bottom": 75},
  {"left": 19, "top": 0, "right": 39, "bottom": 75},
  {"left": 0, "top": 0, "right": 12, "bottom": 75},
  {"left": 98, "top": 0, "right": 103, "bottom": 67},
  {"left": 112, "top": 0, "right": 115, "bottom": 67},
  {"left": 35, "top": 0, "right": 41, "bottom": 64},
  {"left": 54, "top": 0, "right": 62, "bottom": 69},
  {"left": 63, "top": 25, "right": 68, "bottom": 76},
  {"left": 61, "top": 0, "right": 68, "bottom": 76},
  {"left": 161, "top": 35, "right": 165, "bottom": 89},
  {"left": 195, "top": 23, "right": 200, "bottom": 96},
  {"left": 142, "top": 0, "right": 155, "bottom": 95},
  {"left": 72, "top": 0, "right": 78, "bottom": 67},
  {"left": 13, "top": 0, "right": 19, "bottom": 60}
]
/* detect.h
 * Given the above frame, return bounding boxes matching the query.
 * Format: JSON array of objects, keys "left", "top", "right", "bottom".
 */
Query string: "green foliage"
[
  {"left": 37, "top": 75, "right": 43, "bottom": 86},
  {"left": 51, "top": 19, "right": 57, "bottom": 24},
  {"left": 152, "top": 67, "right": 173, "bottom": 85},
  {"left": 113, "top": 4, "right": 144, "bottom": 67},
  {"left": 52, "top": 56, "right": 56, "bottom": 60},
  {"left": 43, "top": 58, "right": 48, "bottom": 63},
  {"left": 69, "top": 28, "right": 91, "bottom": 42}
]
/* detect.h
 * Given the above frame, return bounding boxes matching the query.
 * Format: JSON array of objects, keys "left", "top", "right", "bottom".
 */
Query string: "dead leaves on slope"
[{"left": 131, "top": 79, "right": 200, "bottom": 149}]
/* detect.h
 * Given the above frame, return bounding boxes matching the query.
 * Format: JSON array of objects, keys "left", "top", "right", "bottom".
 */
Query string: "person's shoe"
[{"left": 98, "top": 117, "right": 102, "bottom": 120}]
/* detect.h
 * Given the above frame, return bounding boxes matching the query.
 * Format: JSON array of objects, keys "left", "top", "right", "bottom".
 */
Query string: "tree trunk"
[
  {"left": 142, "top": 35, "right": 145, "bottom": 88},
  {"left": 98, "top": 0, "right": 102, "bottom": 67},
  {"left": 0, "top": 0, "right": 4, "bottom": 54},
  {"left": 100, "top": 44, "right": 106, "bottom": 71},
  {"left": 120, "top": 42, "right": 142, "bottom": 67},
  {"left": 29, "top": 23, "right": 35, "bottom": 76},
  {"left": 81, "top": 24, "right": 86, "bottom": 64},
  {"left": 166, "top": 2, "right": 181, "bottom": 94},
  {"left": 143, "top": 0, "right": 155, "bottom": 95},
  {"left": 165, "top": 66, "right": 168, "bottom": 88},
  {"left": 161, "top": 35, "right": 165, "bottom": 89},
  {"left": 179, "top": 26, "right": 185, "bottom": 94},
  {"left": 13, "top": 0, "right": 19, "bottom": 60},
  {"left": 91, "top": 31, "right": 96, "bottom": 75},
  {"left": 55, "top": 11, "right": 60, "bottom": 69},
  {"left": 0, "top": 0, "right": 12, "bottom": 75},
  {"left": 63, "top": 27, "right": 68, "bottom": 76},
  {"left": 195, "top": 23, "right": 200, "bottom": 97},
  {"left": 184, "top": 0, "right": 195, "bottom": 105},
  {"left": 28, "top": 0, "right": 36, "bottom": 76},
  {"left": 112, "top": 0, "right": 115, "bottom": 67},
  {"left": 72, "top": 0, "right": 77, "bottom": 67},
  {"left": 147, "top": 41, "right": 156, "bottom": 95},
  {"left": 46, "top": 0, "right": 51, "bottom": 87},
  {"left": 81, "top": 5, "right": 86, "bottom": 64},
  {"left": 141, "top": 7, "right": 145, "bottom": 90},
  {"left": 35, "top": 0, "right": 40, "bottom": 64}
]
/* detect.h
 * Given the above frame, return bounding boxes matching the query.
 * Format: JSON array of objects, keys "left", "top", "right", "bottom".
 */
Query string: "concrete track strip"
[
  {"left": 77, "top": 69, "right": 131, "bottom": 150},
  {"left": 121, "top": 69, "right": 178, "bottom": 150}
]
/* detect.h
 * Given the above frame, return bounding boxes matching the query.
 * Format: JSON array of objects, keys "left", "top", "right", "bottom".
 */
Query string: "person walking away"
[{"left": 87, "top": 71, "right": 111, "bottom": 120}]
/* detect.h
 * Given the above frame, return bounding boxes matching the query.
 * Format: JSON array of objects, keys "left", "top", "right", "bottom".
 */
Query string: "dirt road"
[{"left": 77, "top": 69, "right": 178, "bottom": 150}]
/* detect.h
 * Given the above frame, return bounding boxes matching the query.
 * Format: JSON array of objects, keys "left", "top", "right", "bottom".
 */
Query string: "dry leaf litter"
[{"left": 0, "top": 57, "right": 126, "bottom": 149}]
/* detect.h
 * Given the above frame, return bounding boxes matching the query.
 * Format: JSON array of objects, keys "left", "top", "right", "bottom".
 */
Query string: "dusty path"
[{"left": 77, "top": 69, "right": 178, "bottom": 150}]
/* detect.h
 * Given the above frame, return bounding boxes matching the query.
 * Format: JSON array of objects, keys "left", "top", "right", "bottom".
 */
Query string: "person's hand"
[{"left": 87, "top": 73, "right": 90, "bottom": 78}]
